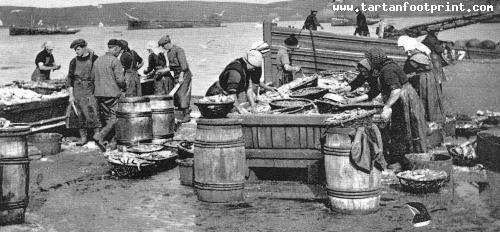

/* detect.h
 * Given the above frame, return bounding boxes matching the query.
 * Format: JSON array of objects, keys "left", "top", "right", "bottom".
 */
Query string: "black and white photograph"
[{"left": 0, "top": 0, "right": 500, "bottom": 231}]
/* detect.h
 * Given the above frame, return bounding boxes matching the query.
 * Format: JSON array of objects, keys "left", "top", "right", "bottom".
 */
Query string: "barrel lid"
[
  {"left": 0, "top": 123, "right": 31, "bottom": 134},
  {"left": 119, "top": 96, "right": 150, "bottom": 103},
  {"left": 196, "top": 117, "right": 243, "bottom": 126},
  {"left": 144, "top": 95, "right": 173, "bottom": 101}
]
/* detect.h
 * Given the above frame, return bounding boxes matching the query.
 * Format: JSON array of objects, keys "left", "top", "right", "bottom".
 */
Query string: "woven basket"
[
  {"left": 177, "top": 141, "right": 194, "bottom": 159},
  {"left": 289, "top": 76, "right": 318, "bottom": 91},
  {"left": 446, "top": 145, "right": 476, "bottom": 166},
  {"left": 194, "top": 101, "right": 234, "bottom": 118},
  {"left": 269, "top": 98, "right": 314, "bottom": 110},
  {"left": 289, "top": 87, "right": 329, "bottom": 100},
  {"left": 315, "top": 100, "right": 341, "bottom": 114},
  {"left": 397, "top": 175, "right": 447, "bottom": 194},
  {"left": 108, "top": 162, "right": 156, "bottom": 178}
]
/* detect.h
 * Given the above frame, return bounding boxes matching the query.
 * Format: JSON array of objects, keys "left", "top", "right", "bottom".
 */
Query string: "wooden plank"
[
  {"left": 314, "top": 127, "right": 322, "bottom": 150},
  {"left": 236, "top": 114, "right": 330, "bottom": 126},
  {"left": 257, "top": 126, "right": 273, "bottom": 148},
  {"left": 299, "top": 127, "right": 308, "bottom": 149},
  {"left": 307, "top": 127, "right": 315, "bottom": 149},
  {"left": 243, "top": 127, "right": 254, "bottom": 149},
  {"left": 247, "top": 159, "right": 319, "bottom": 168},
  {"left": 252, "top": 127, "right": 259, "bottom": 149},
  {"left": 285, "top": 127, "right": 300, "bottom": 149},
  {"left": 271, "top": 127, "right": 286, "bottom": 149},
  {"left": 246, "top": 149, "right": 323, "bottom": 160}
]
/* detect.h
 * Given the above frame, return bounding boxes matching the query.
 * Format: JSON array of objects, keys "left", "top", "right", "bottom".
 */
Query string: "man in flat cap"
[
  {"left": 303, "top": 10, "right": 324, "bottom": 31},
  {"left": 66, "top": 39, "right": 101, "bottom": 146},
  {"left": 119, "top": 39, "right": 144, "bottom": 97},
  {"left": 91, "top": 39, "right": 126, "bottom": 151},
  {"left": 157, "top": 35, "right": 192, "bottom": 123}
]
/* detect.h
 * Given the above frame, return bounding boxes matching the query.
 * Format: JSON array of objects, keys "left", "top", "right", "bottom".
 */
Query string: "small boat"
[
  {"left": 331, "top": 17, "right": 381, "bottom": 26},
  {"left": 127, "top": 19, "right": 222, "bottom": 30},
  {"left": 9, "top": 26, "right": 80, "bottom": 36}
]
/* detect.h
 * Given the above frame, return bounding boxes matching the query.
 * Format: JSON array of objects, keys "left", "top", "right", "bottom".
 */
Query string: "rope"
[{"left": 308, "top": 29, "right": 319, "bottom": 73}]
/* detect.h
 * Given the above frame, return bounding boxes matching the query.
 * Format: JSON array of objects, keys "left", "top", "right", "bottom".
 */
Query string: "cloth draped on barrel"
[
  {"left": 350, "top": 125, "right": 387, "bottom": 173},
  {"left": 404, "top": 51, "right": 446, "bottom": 123},
  {"left": 66, "top": 53, "right": 101, "bottom": 129}
]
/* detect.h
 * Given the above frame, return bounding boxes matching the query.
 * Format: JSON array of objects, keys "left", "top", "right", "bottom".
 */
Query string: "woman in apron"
[
  {"left": 32, "top": 41, "right": 61, "bottom": 81},
  {"left": 66, "top": 39, "right": 101, "bottom": 146}
]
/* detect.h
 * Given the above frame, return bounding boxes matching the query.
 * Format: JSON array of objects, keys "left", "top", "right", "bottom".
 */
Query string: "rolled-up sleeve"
[{"left": 66, "top": 58, "right": 76, "bottom": 88}]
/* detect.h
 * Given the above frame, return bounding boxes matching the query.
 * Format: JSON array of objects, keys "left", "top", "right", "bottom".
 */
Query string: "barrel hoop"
[
  {"left": 194, "top": 181, "right": 244, "bottom": 191},
  {"left": 194, "top": 139, "right": 244, "bottom": 148},
  {"left": 116, "top": 111, "right": 152, "bottom": 118},
  {"left": 0, "top": 157, "right": 30, "bottom": 165},
  {"left": 326, "top": 187, "right": 380, "bottom": 199},
  {"left": 151, "top": 108, "right": 174, "bottom": 114},
  {"left": 0, "top": 199, "right": 28, "bottom": 211},
  {"left": 323, "top": 146, "right": 351, "bottom": 156},
  {"left": 153, "top": 134, "right": 174, "bottom": 140}
]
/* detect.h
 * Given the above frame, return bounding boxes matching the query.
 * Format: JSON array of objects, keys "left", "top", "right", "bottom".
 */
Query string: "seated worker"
[{"left": 205, "top": 50, "right": 264, "bottom": 114}]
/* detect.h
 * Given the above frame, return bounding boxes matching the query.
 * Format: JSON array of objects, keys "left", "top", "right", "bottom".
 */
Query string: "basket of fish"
[
  {"left": 289, "top": 87, "right": 329, "bottom": 100},
  {"left": 194, "top": 95, "right": 235, "bottom": 118},
  {"left": 269, "top": 98, "right": 314, "bottom": 110},
  {"left": 105, "top": 150, "right": 156, "bottom": 178},
  {"left": 446, "top": 141, "right": 477, "bottom": 167},
  {"left": 396, "top": 169, "right": 448, "bottom": 193},
  {"left": 177, "top": 140, "right": 194, "bottom": 159}
]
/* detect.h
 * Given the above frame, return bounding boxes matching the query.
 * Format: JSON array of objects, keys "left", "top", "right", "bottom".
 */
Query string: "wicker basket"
[
  {"left": 289, "top": 76, "right": 318, "bottom": 91},
  {"left": 404, "top": 153, "right": 452, "bottom": 179},
  {"left": 177, "top": 141, "right": 194, "bottom": 159},
  {"left": 289, "top": 87, "right": 329, "bottom": 100},
  {"left": 194, "top": 101, "right": 234, "bottom": 118},
  {"left": 397, "top": 175, "right": 447, "bottom": 194},
  {"left": 446, "top": 144, "right": 476, "bottom": 167},
  {"left": 269, "top": 98, "right": 314, "bottom": 110},
  {"left": 108, "top": 161, "right": 156, "bottom": 178},
  {"left": 315, "top": 100, "right": 341, "bottom": 114}
]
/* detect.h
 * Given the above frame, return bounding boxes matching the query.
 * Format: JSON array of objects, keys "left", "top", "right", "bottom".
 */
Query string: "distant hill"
[{"left": 0, "top": 0, "right": 497, "bottom": 27}]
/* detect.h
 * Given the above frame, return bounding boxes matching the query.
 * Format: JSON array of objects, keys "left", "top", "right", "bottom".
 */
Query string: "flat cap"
[
  {"left": 70, "top": 39, "right": 87, "bottom": 49},
  {"left": 108, "top": 39, "right": 121, "bottom": 47},
  {"left": 158, "top": 35, "right": 171, "bottom": 46}
]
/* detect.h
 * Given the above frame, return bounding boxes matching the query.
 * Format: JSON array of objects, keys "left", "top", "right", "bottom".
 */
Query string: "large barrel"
[
  {"left": 194, "top": 118, "right": 245, "bottom": 203},
  {"left": 0, "top": 124, "right": 31, "bottom": 225},
  {"left": 145, "top": 95, "right": 175, "bottom": 144},
  {"left": 323, "top": 127, "right": 381, "bottom": 214},
  {"left": 116, "top": 97, "right": 153, "bottom": 145},
  {"left": 477, "top": 129, "right": 500, "bottom": 172}
]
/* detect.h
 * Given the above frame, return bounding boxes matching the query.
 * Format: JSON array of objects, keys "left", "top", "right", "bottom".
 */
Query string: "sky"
[{"left": 0, "top": 0, "right": 286, "bottom": 8}]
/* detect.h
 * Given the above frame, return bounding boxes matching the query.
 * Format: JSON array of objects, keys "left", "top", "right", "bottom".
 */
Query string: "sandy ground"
[{"left": 1, "top": 120, "right": 500, "bottom": 232}]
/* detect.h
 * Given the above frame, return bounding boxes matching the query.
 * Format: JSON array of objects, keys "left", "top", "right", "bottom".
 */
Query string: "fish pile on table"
[
  {"left": 257, "top": 74, "right": 318, "bottom": 102},
  {"left": 0, "top": 86, "right": 68, "bottom": 105},
  {"left": 324, "top": 108, "right": 378, "bottom": 124},
  {"left": 198, "top": 94, "right": 234, "bottom": 103}
]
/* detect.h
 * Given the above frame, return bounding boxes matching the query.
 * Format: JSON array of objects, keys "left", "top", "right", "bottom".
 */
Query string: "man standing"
[
  {"left": 91, "top": 39, "right": 126, "bottom": 151},
  {"left": 120, "top": 40, "right": 144, "bottom": 97},
  {"left": 66, "top": 39, "right": 101, "bottom": 146},
  {"left": 276, "top": 35, "right": 302, "bottom": 85},
  {"left": 354, "top": 7, "right": 369, "bottom": 36},
  {"left": 303, "top": 10, "right": 324, "bottom": 31},
  {"left": 158, "top": 35, "right": 192, "bottom": 123}
]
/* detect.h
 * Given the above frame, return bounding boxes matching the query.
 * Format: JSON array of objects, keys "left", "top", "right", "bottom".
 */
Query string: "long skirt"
[
  {"left": 387, "top": 83, "right": 429, "bottom": 163},
  {"left": 411, "top": 71, "right": 446, "bottom": 123},
  {"left": 430, "top": 52, "right": 447, "bottom": 83},
  {"left": 153, "top": 73, "right": 174, "bottom": 95},
  {"left": 124, "top": 71, "right": 142, "bottom": 97}
]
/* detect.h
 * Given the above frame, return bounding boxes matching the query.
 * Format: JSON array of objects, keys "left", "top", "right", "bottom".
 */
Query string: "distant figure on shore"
[
  {"left": 32, "top": 41, "right": 61, "bottom": 81},
  {"left": 119, "top": 40, "right": 143, "bottom": 97},
  {"left": 91, "top": 39, "right": 127, "bottom": 152},
  {"left": 303, "top": 10, "right": 324, "bottom": 31},
  {"left": 354, "top": 7, "right": 369, "bottom": 36},
  {"left": 65, "top": 39, "right": 101, "bottom": 146}
]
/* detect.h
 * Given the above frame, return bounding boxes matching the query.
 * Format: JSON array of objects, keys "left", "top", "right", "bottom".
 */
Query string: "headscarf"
[
  {"left": 244, "top": 50, "right": 263, "bottom": 68},
  {"left": 397, "top": 35, "right": 431, "bottom": 56},
  {"left": 251, "top": 41, "right": 270, "bottom": 55},
  {"left": 146, "top": 40, "right": 160, "bottom": 55},
  {"left": 42, "top": 41, "right": 54, "bottom": 50},
  {"left": 365, "top": 47, "right": 387, "bottom": 69},
  {"left": 357, "top": 58, "right": 371, "bottom": 71}
]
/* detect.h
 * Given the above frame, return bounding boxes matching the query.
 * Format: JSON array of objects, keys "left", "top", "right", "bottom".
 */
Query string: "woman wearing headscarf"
[
  {"left": 32, "top": 41, "right": 61, "bottom": 81},
  {"left": 66, "top": 39, "right": 101, "bottom": 146},
  {"left": 422, "top": 30, "right": 447, "bottom": 84},
  {"left": 249, "top": 41, "right": 278, "bottom": 94},
  {"left": 276, "top": 35, "right": 302, "bottom": 86},
  {"left": 143, "top": 40, "right": 170, "bottom": 95},
  {"left": 205, "top": 50, "right": 263, "bottom": 114},
  {"left": 398, "top": 36, "right": 445, "bottom": 123},
  {"left": 349, "top": 48, "right": 428, "bottom": 165}
]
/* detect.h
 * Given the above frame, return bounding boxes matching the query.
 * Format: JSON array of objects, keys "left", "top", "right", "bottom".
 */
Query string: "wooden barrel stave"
[
  {"left": 0, "top": 124, "right": 31, "bottom": 226},
  {"left": 323, "top": 127, "right": 381, "bottom": 214},
  {"left": 146, "top": 95, "right": 175, "bottom": 144},
  {"left": 194, "top": 118, "right": 245, "bottom": 203},
  {"left": 116, "top": 97, "right": 153, "bottom": 145}
]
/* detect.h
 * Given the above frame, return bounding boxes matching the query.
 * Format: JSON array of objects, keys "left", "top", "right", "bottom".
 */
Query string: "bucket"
[
  {"left": 194, "top": 118, "right": 245, "bottom": 203},
  {"left": 145, "top": 95, "right": 175, "bottom": 144},
  {"left": 0, "top": 123, "right": 31, "bottom": 225},
  {"left": 116, "top": 97, "right": 153, "bottom": 145},
  {"left": 28, "top": 133, "right": 62, "bottom": 156},
  {"left": 176, "top": 158, "right": 194, "bottom": 186},
  {"left": 323, "top": 127, "right": 381, "bottom": 214}
]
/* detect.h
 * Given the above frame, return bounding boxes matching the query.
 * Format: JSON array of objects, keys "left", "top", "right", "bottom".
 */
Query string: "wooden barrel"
[
  {"left": 0, "top": 123, "right": 31, "bottom": 226},
  {"left": 145, "top": 95, "right": 175, "bottom": 144},
  {"left": 194, "top": 118, "right": 245, "bottom": 203},
  {"left": 323, "top": 127, "right": 381, "bottom": 214},
  {"left": 477, "top": 129, "right": 500, "bottom": 172},
  {"left": 116, "top": 97, "right": 153, "bottom": 145}
]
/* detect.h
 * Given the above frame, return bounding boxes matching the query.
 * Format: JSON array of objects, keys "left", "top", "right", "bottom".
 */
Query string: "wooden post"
[{"left": 262, "top": 20, "right": 274, "bottom": 86}]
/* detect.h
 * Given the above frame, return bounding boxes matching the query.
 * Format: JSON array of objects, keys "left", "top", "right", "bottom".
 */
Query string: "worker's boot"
[
  {"left": 92, "top": 130, "right": 106, "bottom": 152},
  {"left": 180, "top": 108, "right": 191, "bottom": 123},
  {"left": 76, "top": 129, "right": 88, "bottom": 146}
]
